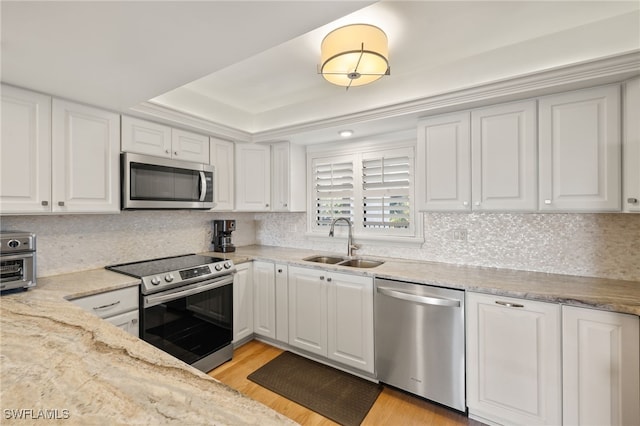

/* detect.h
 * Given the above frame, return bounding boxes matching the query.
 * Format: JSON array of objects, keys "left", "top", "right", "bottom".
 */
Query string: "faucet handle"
[{"left": 351, "top": 243, "right": 361, "bottom": 251}]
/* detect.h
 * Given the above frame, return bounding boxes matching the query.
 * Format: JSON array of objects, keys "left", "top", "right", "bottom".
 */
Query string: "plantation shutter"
[
  {"left": 362, "top": 155, "right": 411, "bottom": 229},
  {"left": 313, "top": 158, "right": 354, "bottom": 227}
]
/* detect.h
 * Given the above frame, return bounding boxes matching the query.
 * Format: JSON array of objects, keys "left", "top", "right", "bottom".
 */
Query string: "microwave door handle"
[{"left": 199, "top": 171, "right": 206, "bottom": 202}]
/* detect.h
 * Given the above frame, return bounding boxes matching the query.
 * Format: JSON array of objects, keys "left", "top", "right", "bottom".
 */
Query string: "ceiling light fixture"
[
  {"left": 339, "top": 130, "right": 354, "bottom": 138},
  {"left": 319, "top": 24, "right": 390, "bottom": 89}
]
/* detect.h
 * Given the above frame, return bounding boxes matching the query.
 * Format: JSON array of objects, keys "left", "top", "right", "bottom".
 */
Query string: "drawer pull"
[
  {"left": 93, "top": 300, "right": 121, "bottom": 310},
  {"left": 495, "top": 300, "right": 524, "bottom": 308}
]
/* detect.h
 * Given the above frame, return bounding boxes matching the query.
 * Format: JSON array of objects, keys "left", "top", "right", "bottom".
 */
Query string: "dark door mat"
[{"left": 248, "top": 351, "right": 382, "bottom": 426}]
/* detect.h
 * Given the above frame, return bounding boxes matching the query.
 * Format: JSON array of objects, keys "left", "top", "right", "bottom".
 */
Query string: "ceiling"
[{"left": 2, "top": 1, "right": 640, "bottom": 145}]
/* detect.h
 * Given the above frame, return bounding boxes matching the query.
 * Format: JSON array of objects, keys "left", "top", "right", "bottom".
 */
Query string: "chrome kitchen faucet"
[{"left": 329, "top": 217, "right": 360, "bottom": 257}]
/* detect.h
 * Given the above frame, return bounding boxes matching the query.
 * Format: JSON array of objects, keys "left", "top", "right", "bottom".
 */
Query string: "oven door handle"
[{"left": 144, "top": 275, "right": 233, "bottom": 308}]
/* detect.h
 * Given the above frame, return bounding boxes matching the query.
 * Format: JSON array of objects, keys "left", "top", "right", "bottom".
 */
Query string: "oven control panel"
[{"left": 180, "top": 266, "right": 212, "bottom": 280}]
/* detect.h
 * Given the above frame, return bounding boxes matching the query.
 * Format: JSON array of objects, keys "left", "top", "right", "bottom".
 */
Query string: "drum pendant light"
[{"left": 320, "top": 24, "right": 390, "bottom": 89}]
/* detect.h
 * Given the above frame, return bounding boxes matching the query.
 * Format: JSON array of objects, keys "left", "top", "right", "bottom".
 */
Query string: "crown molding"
[
  {"left": 128, "top": 102, "right": 252, "bottom": 142},
  {"left": 252, "top": 50, "right": 640, "bottom": 143},
  {"left": 130, "top": 51, "right": 639, "bottom": 144}
]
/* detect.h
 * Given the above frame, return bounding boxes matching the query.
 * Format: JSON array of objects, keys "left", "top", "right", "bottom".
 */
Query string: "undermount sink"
[
  {"left": 303, "top": 255, "right": 384, "bottom": 268},
  {"left": 303, "top": 255, "right": 345, "bottom": 264},
  {"left": 337, "top": 259, "right": 384, "bottom": 268}
]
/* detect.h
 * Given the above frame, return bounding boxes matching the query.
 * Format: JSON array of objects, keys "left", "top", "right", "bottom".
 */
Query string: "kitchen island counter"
[{"left": 0, "top": 268, "right": 295, "bottom": 425}]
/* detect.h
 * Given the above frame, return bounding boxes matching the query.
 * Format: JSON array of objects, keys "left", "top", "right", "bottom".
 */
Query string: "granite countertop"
[
  {"left": 2, "top": 245, "right": 638, "bottom": 425},
  {"left": 221, "top": 245, "right": 640, "bottom": 316},
  {"left": 0, "top": 269, "right": 295, "bottom": 426}
]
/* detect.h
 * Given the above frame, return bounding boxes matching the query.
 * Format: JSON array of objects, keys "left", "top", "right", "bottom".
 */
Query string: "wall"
[
  {"left": 2, "top": 211, "right": 639, "bottom": 281},
  {"left": 255, "top": 212, "right": 640, "bottom": 281},
  {"left": 1, "top": 212, "right": 256, "bottom": 277}
]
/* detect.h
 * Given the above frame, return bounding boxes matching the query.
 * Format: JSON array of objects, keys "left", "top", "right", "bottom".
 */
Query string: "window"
[
  {"left": 308, "top": 143, "right": 420, "bottom": 243},
  {"left": 312, "top": 156, "right": 354, "bottom": 226}
]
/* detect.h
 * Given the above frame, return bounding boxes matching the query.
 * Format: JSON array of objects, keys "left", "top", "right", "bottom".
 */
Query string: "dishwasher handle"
[{"left": 377, "top": 286, "right": 461, "bottom": 308}]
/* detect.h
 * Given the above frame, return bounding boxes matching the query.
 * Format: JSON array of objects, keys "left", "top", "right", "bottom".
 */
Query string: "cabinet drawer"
[{"left": 72, "top": 286, "right": 139, "bottom": 319}]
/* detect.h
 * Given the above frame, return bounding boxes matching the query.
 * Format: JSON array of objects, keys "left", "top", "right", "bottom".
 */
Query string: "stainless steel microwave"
[{"left": 121, "top": 152, "right": 214, "bottom": 210}]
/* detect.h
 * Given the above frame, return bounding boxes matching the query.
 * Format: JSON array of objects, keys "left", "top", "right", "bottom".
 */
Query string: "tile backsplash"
[{"left": 2, "top": 211, "right": 639, "bottom": 281}]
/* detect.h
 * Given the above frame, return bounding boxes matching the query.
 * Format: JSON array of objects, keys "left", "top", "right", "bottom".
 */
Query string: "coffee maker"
[{"left": 212, "top": 220, "right": 236, "bottom": 252}]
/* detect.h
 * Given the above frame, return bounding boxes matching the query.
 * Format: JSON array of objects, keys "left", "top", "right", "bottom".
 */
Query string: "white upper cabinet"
[
  {"left": 170, "top": 128, "right": 210, "bottom": 163},
  {"left": 121, "top": 116, "right": 209, "bottom": 163},
  {"left": 1, "top": 85, "right": 52, "bottom": 214},
  {"left": 623, "top": 77, "right": 640, "bottom": 213},
  {"left": 471, "top": 100, "right": 537, "bottom": 211},
  {"left": 235, "top": 142, "right": 306, "bottom": 212},
  {"left": 416, "top": 112, "right": 471, "bottom": 211},
  {"left": 52, "top": 99, "right": 120, "bottom": 213},
  {"left": 121, "top": 116, "right": 171, "bottom": 158},
  {"left": 210, "top": 137, "right": 235, "bottom": 211},
  {"left": 235, "top": 143, "right": 271, "bottom": 211},
  {"left": 539, "top": 85, "right": 621, "bottom": 212}
]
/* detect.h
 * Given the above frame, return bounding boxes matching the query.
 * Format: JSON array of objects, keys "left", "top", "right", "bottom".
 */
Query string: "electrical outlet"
[{"left": 452, "top": 229, "right": 468, "bottom": 242}]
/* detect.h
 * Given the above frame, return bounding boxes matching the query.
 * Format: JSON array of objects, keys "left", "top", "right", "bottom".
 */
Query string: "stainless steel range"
[{"left": 106, "top": 254, "right": 235, "bottom": 372}]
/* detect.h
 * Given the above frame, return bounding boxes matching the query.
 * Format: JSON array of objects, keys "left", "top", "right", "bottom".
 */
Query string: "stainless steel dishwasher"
[{"left": 375, "top": 278, "right": 465, "bottom": 412}]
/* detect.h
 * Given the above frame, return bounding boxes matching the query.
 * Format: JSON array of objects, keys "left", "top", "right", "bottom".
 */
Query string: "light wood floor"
[{"left": 209, "top": 340, "right": 484, "bottom": 426}]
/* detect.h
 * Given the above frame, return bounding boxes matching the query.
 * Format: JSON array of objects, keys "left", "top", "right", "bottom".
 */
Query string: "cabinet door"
[
  {"left": 271, "top": 142, "right": 291, "bottom": 211},
  {"left": 121, "top": 116, "right": 172, "bottom": 158},
  {"left": 171, "top": 128, "right": 210, "bottom": 163},
  {"left": 106, "top": 310, "right": 139, "bottom": 338},
  {"left": 52, "top": 99, "right": 120, "bottom": 213},
  {"left": 562, "top": 306, "right": 640, "bottom": 426},
  {"left": 417, "top": 112, "right": 471, "bottom": 211},
  {"left": 623, "top": 77, "right": 640, "bottom": 213},
  {"left": 466, "top": 292, "right": 561, "bottom": 426},
  {"left": 471, "top": 101, "right": 537, "bottom": 211},
  {"left": 0, "top": 85, "right": 52, "bottom": 214},
  {"left": 253, "top": 261, "right": 276, "bottom": 339},
  {"left": 275, "top": 264, "right": 289, "bottom": 343},
  {"left": 233, "top": 263, "right": 253, "bottom": 343},
  {"left": 71, "top": 286, "right": 139, "bottom": 319},
  {"left": 210, "top": 138, "right": 235, "bottom": 211},
  {"left": 327, "top": 272, "right": 374, "bottom": 373},
  {"left": 288, "top": 266, "right": 327, "bottom": 356},
  {"left": 539, "top": 85, "right": 621, "bottom": 211},
  {"left": 235, "top": 144, "right": 271, "bottom": 211}
]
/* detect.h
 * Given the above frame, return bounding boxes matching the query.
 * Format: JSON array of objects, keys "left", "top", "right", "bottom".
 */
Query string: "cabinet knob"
[
  {"left": 41, "top": 201, "right": 49, "bottom": 206},
  {"left": 174, "top": 151, "right": 178, "bottom": 156},
  {"left": 265, "top": 203, "right": 269, "bottom": 207},
  {"left": 327, "top": 277, "right": 332, "bottom": 282},
  {"left": 627, "top": 197, "right": 639, "bottom": 205},
  {"left": 165, "top": 149, "right": 170, "bottom": 154},
  {"left": 58, "top": 201, "right": 65, "bottom": 207},
  {"left": 319, "top": 276, "right": 325, "bottom": 280},
  {"left": 277, "top": 269, "right": 283, "bottom": 273},
  {"left": 283, "top": 203, "right": 288, "bottom": 207},
  {"left": 544, "top": 199, "right": 552, "bottom": 205},
  {"left": 474, "top": 201, "right": 481, "bottom": 207},
  {"left": 462, "top": 201, "right": 469, "bottom": 206}
]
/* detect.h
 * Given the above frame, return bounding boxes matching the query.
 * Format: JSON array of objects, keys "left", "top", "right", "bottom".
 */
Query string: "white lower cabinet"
[
  {"left": 232, "top": 262, "right": 253, "bottom": 344},
  {"left": 562, "top": 306, "right": 640, "bottom": 426},
  {"left": 288, "top": 266, "right": 374, "bottom": 373},
  {"left": 71, "top": 286, "right": 139, "bottom": 337},
  {"left": 467, "top": 292, "right": 640, "bottom": 426},
  {"left": 466, "top": 292, "right": 562, "bottom": 426},
  {"left": 253, "top": 261, "right": 276, "bottom": 340}
]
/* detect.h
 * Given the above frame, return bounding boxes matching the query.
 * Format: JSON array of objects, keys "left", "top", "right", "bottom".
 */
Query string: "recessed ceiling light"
[{"left": 339, "top": 130, "right": 354, "bottom": 138}]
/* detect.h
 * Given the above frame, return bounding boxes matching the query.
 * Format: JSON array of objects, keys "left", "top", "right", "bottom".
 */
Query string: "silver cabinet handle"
[
  {"left": 627, "top": 197, "right": 639, "bottom": 204},
  {"left": 377, "top": 286, "right": 461, "bottom": 307},
  {"left": 495, "top": 300, "right": 524, "bottom": 308},
  {"left": 41, "top": 201, "right": 49, "bottom": 206},
  {"left": 58, "top": 201, "right": 65, "bottom": 207},
  {"left": 93, "top": 300, "right": 121, "bottom": 310}
]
